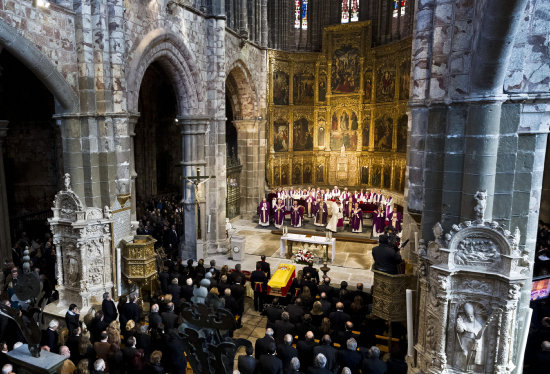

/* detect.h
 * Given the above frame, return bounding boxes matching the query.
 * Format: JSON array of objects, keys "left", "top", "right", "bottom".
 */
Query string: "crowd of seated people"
[
  {"left": 0, "top": 255, "right": 256, "bottom": 374},
  {"left": 236, "top": 260, "right": 408, "bottom": 374},
  {"left": 136, "top": 194, "right": 183, "bottom": 258}
]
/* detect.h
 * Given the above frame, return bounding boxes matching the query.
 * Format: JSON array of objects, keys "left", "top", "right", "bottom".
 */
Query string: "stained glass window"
[
  {"left": 393, "top": 0, "right": 399, "bottom": 17},
  {"left": 341, "top": 0, "right": 350, "bottom": 23},
  {"left": 351, "top": 0, "right": 359, "bottom": 22},
  {"left": 301, "top": 0, "right": 308, "bottom": 30},
  {"left": 294, "top": 0, "right": 308, "bottom": 30},
  {"left": 400, "top": 0, "right": 406, "bottom": 15},
  {"left": 342, "top": 0, "right": 360, "bottom": 23}
]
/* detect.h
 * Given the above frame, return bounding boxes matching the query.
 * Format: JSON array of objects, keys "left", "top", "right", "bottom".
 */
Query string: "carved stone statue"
[
  {"left": 64, "top": 173, "right": 72, "bottom": 191},
  {"left": 455, "top": 302, "right": 486, "bottom": 370},
  {"left": 473, "top": 190, "right": 487, "bottom": 221}
]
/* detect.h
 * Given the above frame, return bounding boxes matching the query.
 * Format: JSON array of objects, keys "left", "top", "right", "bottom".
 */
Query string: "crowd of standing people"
[{"left": 259, "top": 186, "right": 403, "bottom": 237}]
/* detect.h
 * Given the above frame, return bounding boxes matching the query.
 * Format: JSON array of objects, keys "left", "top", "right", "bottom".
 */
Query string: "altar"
[{"left": 280, "top": 233, "right": 336, "bottom": 262}]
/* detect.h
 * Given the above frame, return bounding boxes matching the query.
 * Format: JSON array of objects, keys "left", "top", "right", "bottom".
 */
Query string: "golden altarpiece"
[{"left": 267, "top": 21, "right": 411, "bottom": 200}]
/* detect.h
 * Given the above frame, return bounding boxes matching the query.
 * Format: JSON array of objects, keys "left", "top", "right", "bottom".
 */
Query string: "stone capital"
[
  {"left": 233, "top": 118, "right": 258, "bottom": 134},
  {"left": 177, "top": 115, "right": 209, "bottom": 135}
]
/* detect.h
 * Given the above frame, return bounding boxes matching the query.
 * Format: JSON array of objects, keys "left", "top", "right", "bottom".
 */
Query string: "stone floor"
[{"left": 205, "top": 218, "right": 375, "bottom": 289}]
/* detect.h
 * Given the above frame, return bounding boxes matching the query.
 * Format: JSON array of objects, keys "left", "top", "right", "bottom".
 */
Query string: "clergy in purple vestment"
[
  {"left": 340, "top": 188, "right": 351, "bottom": 218},
  {"left": 273, "top": 198, "right": 285, "bottom": 229},
  {"left": 258, "top": 198, "right": 271, "bottom": 227},
  {"left": 350, "top": 202, "right": 363, "bottom": 233},
  {"left": 386, "top": 207, "right": 403, "bottom": 234},
  {"left": 290, "top": 201, "right": 304, "bottom": 227},
  {"left": 314, "top": 198, "right": 328, "bottom": 226},
  {"left": 372, "top": 204, "right": 386, "bottom": 238}
]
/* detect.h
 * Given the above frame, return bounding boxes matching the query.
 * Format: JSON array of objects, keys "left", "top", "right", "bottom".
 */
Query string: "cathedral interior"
[{"left": 0, "top": 0, "right": 549, "bottom": 373}]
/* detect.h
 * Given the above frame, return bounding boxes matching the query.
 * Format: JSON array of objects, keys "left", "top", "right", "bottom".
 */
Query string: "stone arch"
[
  {"left": 0, "top": 19, "right": 78, "bottom": 113},
  {"left": 226, "top": 59, "right": 259, "bottom": 120},
  {"left": 127, "top": 29, "right": 204, "bottom": 116}
]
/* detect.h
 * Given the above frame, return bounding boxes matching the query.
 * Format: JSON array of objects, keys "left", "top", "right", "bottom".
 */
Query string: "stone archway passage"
[
  {"left": 0, "top": 50, "right": 64, "bottom": 263},
  {"left": 134, "top": 61, "right": 181, "bottom": 219}
]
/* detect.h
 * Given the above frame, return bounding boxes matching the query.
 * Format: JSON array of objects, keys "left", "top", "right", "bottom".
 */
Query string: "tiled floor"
[
  {"left": 231, "top": 299, "right": 269, "bottom": 369},
  {"left": 207, "top": 218, "right": 376, "bottom": 289}
]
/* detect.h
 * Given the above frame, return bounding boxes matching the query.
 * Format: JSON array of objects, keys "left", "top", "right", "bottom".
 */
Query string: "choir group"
[{"left": 257, "top": 186, "right": 403, "bottom": 236}]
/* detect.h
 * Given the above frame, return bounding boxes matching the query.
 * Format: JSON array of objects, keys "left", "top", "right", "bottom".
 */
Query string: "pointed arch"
[
  {"left": 0, "top": 18, "right": 78, "bottom": 113},
  {"left": 226, "top": 59, "right": 259, "bottom": 120},
  {"left": 127, "top": 29, "right": 204, "bottom": 116}
]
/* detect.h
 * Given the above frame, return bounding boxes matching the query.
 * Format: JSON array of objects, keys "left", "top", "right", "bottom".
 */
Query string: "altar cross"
[{"left": 184, "top": 167, "right": 216, "bottom": 239}]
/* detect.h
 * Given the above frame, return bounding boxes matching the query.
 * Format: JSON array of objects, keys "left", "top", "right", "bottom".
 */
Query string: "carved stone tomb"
[
  {"left": 48, "top": 174, "right": 113, "bottom": 310},
  {"left": 414, "top": 219, "right": 529, "bottom": 374}
]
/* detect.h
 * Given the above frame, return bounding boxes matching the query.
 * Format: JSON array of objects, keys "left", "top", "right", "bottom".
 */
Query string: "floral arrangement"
[{"left": 295, "top": 248, "right": 313, "bottom": 265}]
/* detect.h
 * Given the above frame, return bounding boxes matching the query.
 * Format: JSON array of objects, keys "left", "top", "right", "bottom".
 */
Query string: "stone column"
[
  {"left": 234, "top": 119, "right": 265, "bottom": 218},
  {"left": 0, "top": 121, "right": 11, "bottom": 262},
  {"left": 128, "top": 116, "right": 138, "bottom": 222},
  {"left": 240, "top": 0, "right": 248, "bottom": 37},
  {"left": 260, "top": 0, "right": 268, "bottom": 47},
  {"left": 178, "top": 116, "right": 209, "bottom": 260}
]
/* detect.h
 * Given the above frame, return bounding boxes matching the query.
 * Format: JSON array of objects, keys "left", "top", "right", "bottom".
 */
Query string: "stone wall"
[{"left": 407, "top": 0, "right": 550, "bottom": 371}]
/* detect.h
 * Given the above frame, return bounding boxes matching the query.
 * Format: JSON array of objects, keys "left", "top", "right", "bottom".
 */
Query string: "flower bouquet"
[{"left": 295, "top": 248, "right": 313, "bottom": 265}]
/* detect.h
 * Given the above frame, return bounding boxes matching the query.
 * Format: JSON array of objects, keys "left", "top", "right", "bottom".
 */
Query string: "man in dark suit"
[
  {"left": 296, "top": 331, "right": 317, "bottom": 368},
  {"left": 222, "top": 288, "right": 240, "bottom": 316},
  {"left": 255, "top": 328, "right": 275, "bottom": 359},
  {"left": 274, "top": 312, "right": 295, "bottom": 345},
  {"left": 336, "top": 338, "right": 362, "bottom": 374},
  {"left": 329, "top": 302, "right": 351, "bottom": 332},
  {"left": 238, "top": 345, "right": 257, "bottom": 374},
  {"left": 181, "top": 278, "right": 194, "bottom": 302},
  {"left": 257, "top": 255, "right": 271, "bottom": 278},
  {"left": 148, "top": 304, "right": 162, "bottom": 330},
  {"left": 306, "top": 353, "right": 332, "bottom": 374},
  {"left": 361, "top": 346, "right": 387, "bottom": 374},
  {"left": 334, "top": 321, "right": 355, "bottom": 347},
  {"left": 41, "top": 319, "right": 59, "bottom": 353},
  {"left": 313, "top": 335, "right": 337, "bottom": 374},
  {"left": 286, "top": 298, "right": 305, "bottom": 324},
  {"left": 258, "top": 342, "right": 283, "bottom": 374},
  {"left": 251, "top": 264, "right": 268, "bottom": 312},
  {"left": 217, "top": 275, "right": 230, "bottom": 297},
  {"left": 230, "top": 278, "right": 246, "bottom": 316},
  {"left": 208, "top": 260, "right": 220, "bottom": 281},
  {"left": 65, "top": 304, "right": 80, "bottom": 336},
  {"left": 276, "top": 334, "right": 298, "bottom": 374},
  {"left": 168, "top": 224, "right": 179, "bottom": 258},
  {"left": 122, "top": 336, "right": 137, "bottom": 373},
  {"left": 167, "top": 278, "right": 182, "bottom": 305},
  {"left": 101, "top": 292, "right": 118, "bottom": 324},
  {"left": 289, "top": 357, "right": 303, "bottom": 374},
  {"left": 351, "top": 283, "right": 372, "bottom": 306},
  {"left": 318, "top": 278, "right": 334, "bottom": 301},
  {"left": 161, "top": 302, "right": 178, "bottom": 330},
  {"left": 122, "top": 294, "right": 140, "bottom": 323},
  {"left": 302, "top": 261, "right": 320, "bottom": 284},
  {"left": 230, "top": 264, "right": 245, "bottom": 285},
  {"left": 265, "top": 297, "right": 284, "bottom": 329},
  {"left": 319, "top": 293, "right": 332, "bottom": 316},
  {"left": 159, "top": 266, "right": 170, "bottom": 293}
]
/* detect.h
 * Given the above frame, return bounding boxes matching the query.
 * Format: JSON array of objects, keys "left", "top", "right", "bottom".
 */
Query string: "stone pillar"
[
  {"left": 178, "top": 116, "right": 209, "bottom": 261},
  {"left": 260, "top": 0, "right": 268, "bottom": 47},
  {"left": 0, "top": 121, "right": 11, "bottom": 262},
  {"left": 234, "top": 119, "right": 266, "bottom": 218},
  {"left": 128, "top": 116, "right": 138, "bottom": 222},
  {"left": 240, "top": 0, "right": 248, "bottom": 37}
]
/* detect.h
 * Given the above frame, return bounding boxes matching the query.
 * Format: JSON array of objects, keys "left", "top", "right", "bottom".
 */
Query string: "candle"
[
  {"left": 207, "top": 214, "right": 211, "bottom": 233},
  {"left": 414, "top": 232, "right": 419, "bottom": 252}
]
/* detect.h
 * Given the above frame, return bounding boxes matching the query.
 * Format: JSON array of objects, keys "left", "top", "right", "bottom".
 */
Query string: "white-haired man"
[
  {"left": 42, "top": 319, "right": 59, "bottom": 353},
  {"left": 59, "top": 345, "right": 76, "bottom": 374}
]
